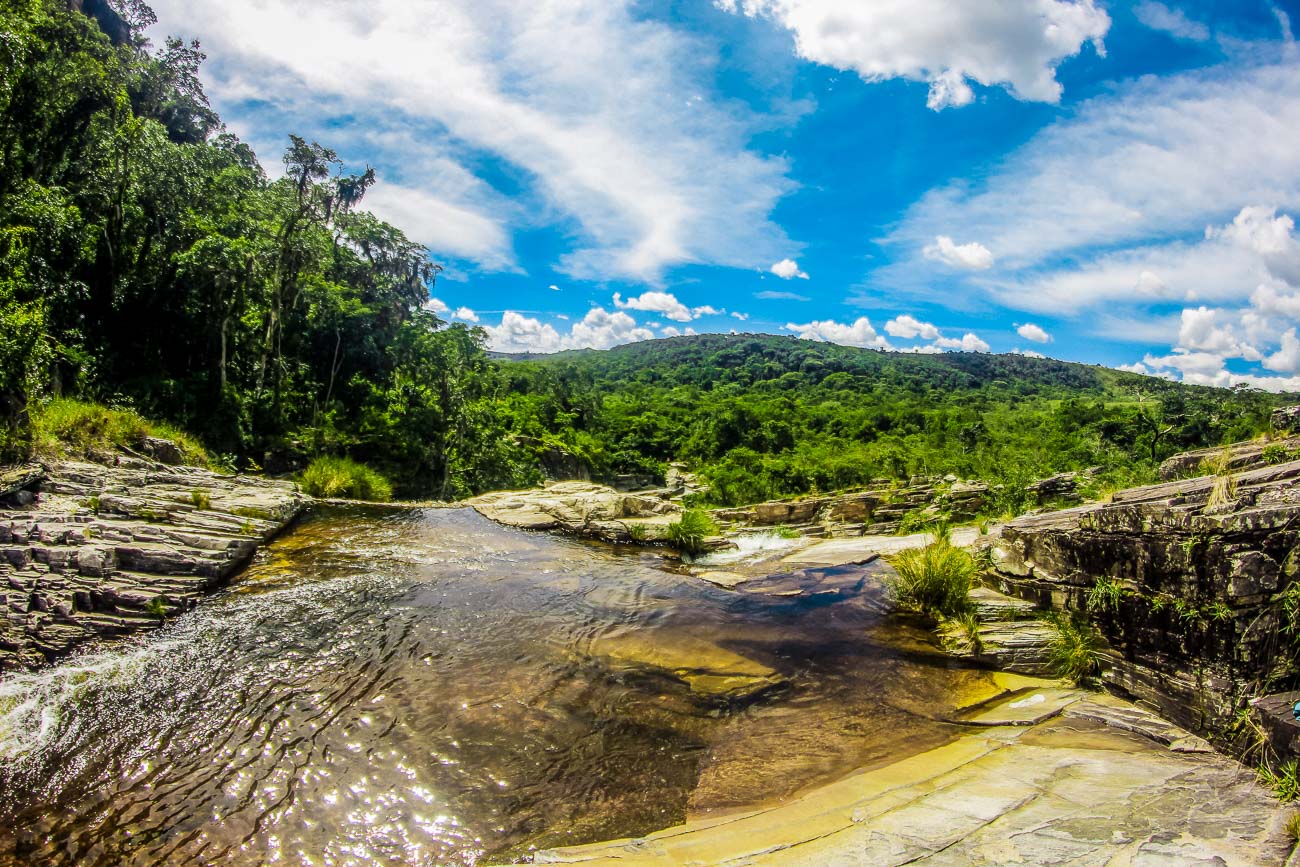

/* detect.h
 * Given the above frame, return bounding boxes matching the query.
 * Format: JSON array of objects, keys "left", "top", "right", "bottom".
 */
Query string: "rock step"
[
  {"left": 968, "top": 586, "right": 1041, "bottom": 623},
  {"left": 939, "top": 618, "right": 1057, "bottom": 676}
]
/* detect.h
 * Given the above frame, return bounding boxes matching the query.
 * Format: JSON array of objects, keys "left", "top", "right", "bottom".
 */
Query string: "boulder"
[
  {"left": 465, "top": 481, "right": 681, "bottom": 539},
  {"left": 1273, "top": 405, "right": 1300, "bottom": 433}
]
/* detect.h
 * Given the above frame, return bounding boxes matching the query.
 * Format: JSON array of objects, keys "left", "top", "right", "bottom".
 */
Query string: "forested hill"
[{"left": 494, "top": 334, "right": 1289, "bottom": 507}]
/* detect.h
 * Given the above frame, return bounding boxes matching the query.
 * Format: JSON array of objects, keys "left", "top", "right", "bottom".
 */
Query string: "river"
[{"left": 0, "top": 505, "right": 1000, "bottom": 865}]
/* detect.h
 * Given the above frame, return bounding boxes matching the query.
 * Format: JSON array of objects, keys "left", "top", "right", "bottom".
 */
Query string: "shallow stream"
[{"left": 0, "top": 506, "right": 998, "bottom": 865}]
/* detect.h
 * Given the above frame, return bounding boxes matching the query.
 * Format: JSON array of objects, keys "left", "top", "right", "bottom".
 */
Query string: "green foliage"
[
  {"left": 1263, "top": 443, "right": 1297, "bottom": 465},
  {"left": 1085, "top": 577, "right": 1126, "bottom": 613},
  {"left": 773, "top": 525, "right": 802, "bottom": 539},
  {"left": 945, "top": 610, "right": 984, "bottom": 655},
  {"left": 189, "top": 489, "right": 210, "bottom": 510},
  {"left": 1047, "top": 612, "right": 1104, "bottom": 687},
  {"left": 886, "top": 539, "right": 977, "bottom": 619},
  {"left": 299, "top": 456, "right": 392, "bottom": 501},
  {"left": 1285, "top": 811, "right": 1300, "bottom": 842},
  {"left": 31, "top": 399, "right": 211, "bottom": 466},
  {"left": 627, "top": 523, "right": 647, "bottom": 541},
  {"left": 1258, "top": 761, "right": 1300, "bottom": 803},
  {"left": 145, "top": 596, "right": 167, "bottom": 619},
  {"left": 666, "top": 508, "right": 719, "bottom": 556}
]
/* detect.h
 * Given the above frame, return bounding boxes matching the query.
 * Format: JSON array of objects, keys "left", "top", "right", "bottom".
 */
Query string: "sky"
[{"left": 145, "top": 0, "right": 1300, "bottom": 390}]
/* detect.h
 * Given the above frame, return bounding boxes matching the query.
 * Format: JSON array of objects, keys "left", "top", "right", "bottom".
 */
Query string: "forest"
[{"left": 0, "top": 0, "right": 1291, "bottom": 505}]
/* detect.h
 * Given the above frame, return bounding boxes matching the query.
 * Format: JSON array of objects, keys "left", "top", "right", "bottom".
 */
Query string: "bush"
[
  {"left": 30, "top": 398, "right": 212, "bottom": 467},
  {"left": 1047, "top": 611, "right": 1104, "bottom": 687},
  {"left": 1259, "top": 760, "right": 1300, "bottom": 803},
  {"left": 300, "top": 456, "right": 393, "bottom": 501},
  {"left": 666, "top": 508, "right": 719, "bottom": 556},
  {"left": 886, "top": 539, "right": 977, "bottom": 619}
]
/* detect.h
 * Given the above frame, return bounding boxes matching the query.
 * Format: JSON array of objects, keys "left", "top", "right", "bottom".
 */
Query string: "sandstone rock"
[
  {"left": 1273, "top": 404, "right": 1300, "bottom": 433},
  {"left": 465, "top": 481, "right": 681, "bottom": 539},
  {"left": 579, "top": 631, "right": 786, "bottom": 702}
]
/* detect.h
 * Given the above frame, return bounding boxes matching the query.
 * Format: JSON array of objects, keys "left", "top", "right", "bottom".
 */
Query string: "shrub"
[
  {"left": 299, "top": 456, "right": 393, "bottom": 501},
  {"left": 145, "top": 596, "right": 168, "bottom": 619},
  {"left": 1047, "top": 611, "right": 1104, "bottom": 687},
  {"left": 31, "top": 398, "right": 212, "bottom": 467},
  {"left": 886, "top": 539, "right": 977, "bottom": 619},
  {"left": 666, "top": 508, "right": 719, "bottom": 556},
  {"left": 1285, "top": 811, "right": 1300, "bottom": 842},
  {"left": 189, "top": 490, "right": 210, "bottom": 510}
]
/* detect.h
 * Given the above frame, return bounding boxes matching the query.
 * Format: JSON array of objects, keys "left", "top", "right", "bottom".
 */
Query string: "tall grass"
[
  {"left": 886, "top": 539, "right": 977, "bottom": 619},
  {"left": 30, "top": 398, "right": 212, "bottom": 467},
  {"left": 299, "top": 456, "right": 392, "bottom": 501}
]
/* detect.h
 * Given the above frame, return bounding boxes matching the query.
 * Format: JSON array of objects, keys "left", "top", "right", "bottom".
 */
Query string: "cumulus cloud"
[
  {"left": 423, "top": 296, "right": 450, "bottom": 314},
  {"left": 1133, "top": 2, "right": 1210, "bottom": 41},
  {"left": 770, "top": 258, "right": 810, "bottom": 280},
  {"left": 923, "top": 236, "right": 995, "bottom": 270},
  {"left": 152, "top": 0, "right": 796, "bottom": 282},
  {"left": 785, "top": 317, "right": 891, "bottom": 349},
  {"left": 613, "top": 291, "right": 721, "bottom": 322},
  {"left": 717, "top": 0, "right": 1109, "bottom": 110},
  {"left": 1013, "top": 347, "right": 1047, "bottom": 359},
  {"left": 788, "top": 316, "right": 988, "bottom": 353},
  {"left": 731, "top": 312, "right": 750, "bottom": 321},
  {"left": 1016, "top": 323, "right": 1051, "bottom": 343},
  {"left": 885, "top": 315, "right": 941, "bottom": 340},
  {"left": 485, "top": 307, "right": 654, "bottom": 353},
  {"left": 453, "top": 307, "right": 479, "bottom": 323}
]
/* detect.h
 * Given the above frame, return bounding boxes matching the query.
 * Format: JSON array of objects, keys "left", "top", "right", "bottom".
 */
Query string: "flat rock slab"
[
  {"left": 531, "top": 694, "right": 1292, "bottom": 866},
  {"left": 782, "top": 526, "right": 981, "bottom": 568}
]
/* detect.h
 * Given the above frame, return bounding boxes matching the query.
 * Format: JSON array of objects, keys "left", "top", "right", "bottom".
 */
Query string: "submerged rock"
[{"left": 580, "top": 631, "right": 787, "bottom": 702}]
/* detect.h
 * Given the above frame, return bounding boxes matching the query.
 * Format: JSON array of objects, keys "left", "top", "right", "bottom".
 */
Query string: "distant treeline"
[{"left": 0, "top": 1, "right": 1289, "bottom": 504}]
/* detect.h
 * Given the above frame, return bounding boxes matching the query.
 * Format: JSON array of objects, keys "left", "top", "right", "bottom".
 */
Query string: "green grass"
[
  {"left": 886, "top": 539, "right": 977, "bottom": 619},
  {"left": 299, "top": 456, "right": 393, "bottom": 501},
  {"left": 189, "top": 490, "right": 210, "bottom": 510},
  {"left": 1047, "top": 611, "right": 1104, "bottom": 687},
  {"left": 1259, "top": 760, "right": 1300, "bottom": 803},
  {"left": 31, "top": 398, "right": 212, "bottom": 467},
  {"left": 666, "top": 508, "right": 719, "bottom": 556},
  {"left": 1285, "top": 811, "right": 1300, "bottom": 842}
]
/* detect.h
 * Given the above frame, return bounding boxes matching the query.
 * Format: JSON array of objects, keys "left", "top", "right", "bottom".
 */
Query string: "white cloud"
[
  {"left": 613, "top": 291, "right": 720, "bottom": 322},
  {"left": 1013, "top": 347, "right": 1047, "bottom": 359},
  {"left": 362, "top": 180, "right": 514, "bottom": 271},
  {"left": 885, "top": 62, "right": 1300, "bottom": 302},
  {"left": 660, "top": 325, "right": 699, "bottom": 338},
  {"left": 933, "top": 333, "right": 991, "bottom": 352},
  {"left": 885, "top": 315, "right": 941, "bottom": 340},
  {"left": 423, "top": 296, "right": 450, "bottom": 314},
  {"left": 923, "top": 236, "right": 995, "bottom": 270},
  {"left": 717, "top": 0, "right": 1109, "bottom": 110},
  {"left": 731, "top": 311, "right": 750, "bottom": 321},
  {"left": 1016, "top": 323, "right": 1051, "bottom": 343},
  {"left": 485, "top": 306, "right": 654, "bottom": 353},
  {"left": 785, "top": 317, "right": 892, "bottom": 349},
  {"left": 153, "top": 0, "right": 796, "bottom": 283},
  {"left": 770, "top": 258, "right": 809, "bottom": 279},
  {"left": 549, "top": 284, "right": 561, "bottom": 291},
  {"left": 453, "top": 306, "right": 479, "bottom": 323},
  {"left": 1133, "top": 2, "right": 1210, "bottom": 41}
]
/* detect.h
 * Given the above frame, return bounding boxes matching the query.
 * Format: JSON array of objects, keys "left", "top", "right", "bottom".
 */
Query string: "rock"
[
  {"left": 533, "top": 692, "right": 1292, "bottom": 865},
  {"left": 140, "top": 436, "right": 185, "bottom": 466},
  {"left": 1273, "top": 405, "right": 1300, "bottom": 433},
  {"left": 0, "top": 459, "right": 308, "bottom": 672},
  {"left": 465, "top": 481, "right": 681, "bottom": 540},
  {"left": 579, "top": 631, "right": 786, "bottom": 702},
  {"left": 0, "top": 465, "right": 45, "bottom": 507},
  {"left": 940, "top": 619, "right": 1059, "bottom": 676},
  {"left": 1158, "top": 435, "right": 1300, "bottom": 481}
]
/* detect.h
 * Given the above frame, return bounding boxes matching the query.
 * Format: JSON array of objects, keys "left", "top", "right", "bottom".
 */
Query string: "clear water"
[{"left": 0, "top": 506, "right": 996, "bottom": 865}]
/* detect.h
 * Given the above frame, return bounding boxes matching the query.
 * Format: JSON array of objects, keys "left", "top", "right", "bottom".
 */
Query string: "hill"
[{"left": 492, "top": 334, "right": 1288, "bottom": 508}]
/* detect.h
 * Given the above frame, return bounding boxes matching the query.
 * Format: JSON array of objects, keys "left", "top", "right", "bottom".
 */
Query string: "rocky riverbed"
[{"left": 0, "top": 456, "right": 307, "bottom": 671}]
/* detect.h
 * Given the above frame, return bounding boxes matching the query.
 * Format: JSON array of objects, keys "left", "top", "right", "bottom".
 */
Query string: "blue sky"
[{"left": 148, "top": 0, "right": 1300, "bottom": 388}]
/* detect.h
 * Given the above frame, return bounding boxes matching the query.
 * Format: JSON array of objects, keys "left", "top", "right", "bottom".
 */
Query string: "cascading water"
[{"left": 0, "top": 506, "right": 997, "bottom": 866}]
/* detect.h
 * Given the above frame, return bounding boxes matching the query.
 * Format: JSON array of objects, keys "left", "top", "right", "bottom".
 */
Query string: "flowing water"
[{"left": 0, "top": 506, "right": 1000, "bottom": 865}]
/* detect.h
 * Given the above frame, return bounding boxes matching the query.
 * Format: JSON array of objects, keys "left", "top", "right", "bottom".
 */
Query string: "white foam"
[{"left": 694, "top": 532, "right": 799, "bottom": 566}]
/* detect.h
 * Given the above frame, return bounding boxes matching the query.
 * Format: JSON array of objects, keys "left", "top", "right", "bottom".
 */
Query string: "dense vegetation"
[
  {"left": 1, "top": 1, "right": 1292, "bottom": 504},
  {"left": 500, "top": 334, "right": 1288, "bottom": 507}
]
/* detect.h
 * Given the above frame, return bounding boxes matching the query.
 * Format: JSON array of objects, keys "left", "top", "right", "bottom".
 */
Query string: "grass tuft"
[
  {"left": 1047, "top": 611, "right": 1104, "bottom": 687},
  {"left": 299, "top": 456, "right": 393, "bottom": 501},
  {"left": 1259, "top": 760, "right": 1300, "bottom": 803},
  {"left": 886, "top": 539, "right": 976, "bottom": 619}
]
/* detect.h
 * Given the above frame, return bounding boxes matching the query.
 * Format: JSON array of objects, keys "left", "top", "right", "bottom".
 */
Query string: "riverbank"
[{"left": 0, "top": 455, "right": 308, "bottom": 671}]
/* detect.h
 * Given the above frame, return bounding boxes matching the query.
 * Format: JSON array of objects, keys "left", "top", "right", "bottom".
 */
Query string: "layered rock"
[
  {"left": 1, "top": 458, "right": 307, "bottom": 672},
  {"left": 990, "top": 454, "right": 1300, "bottom": 741}
]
